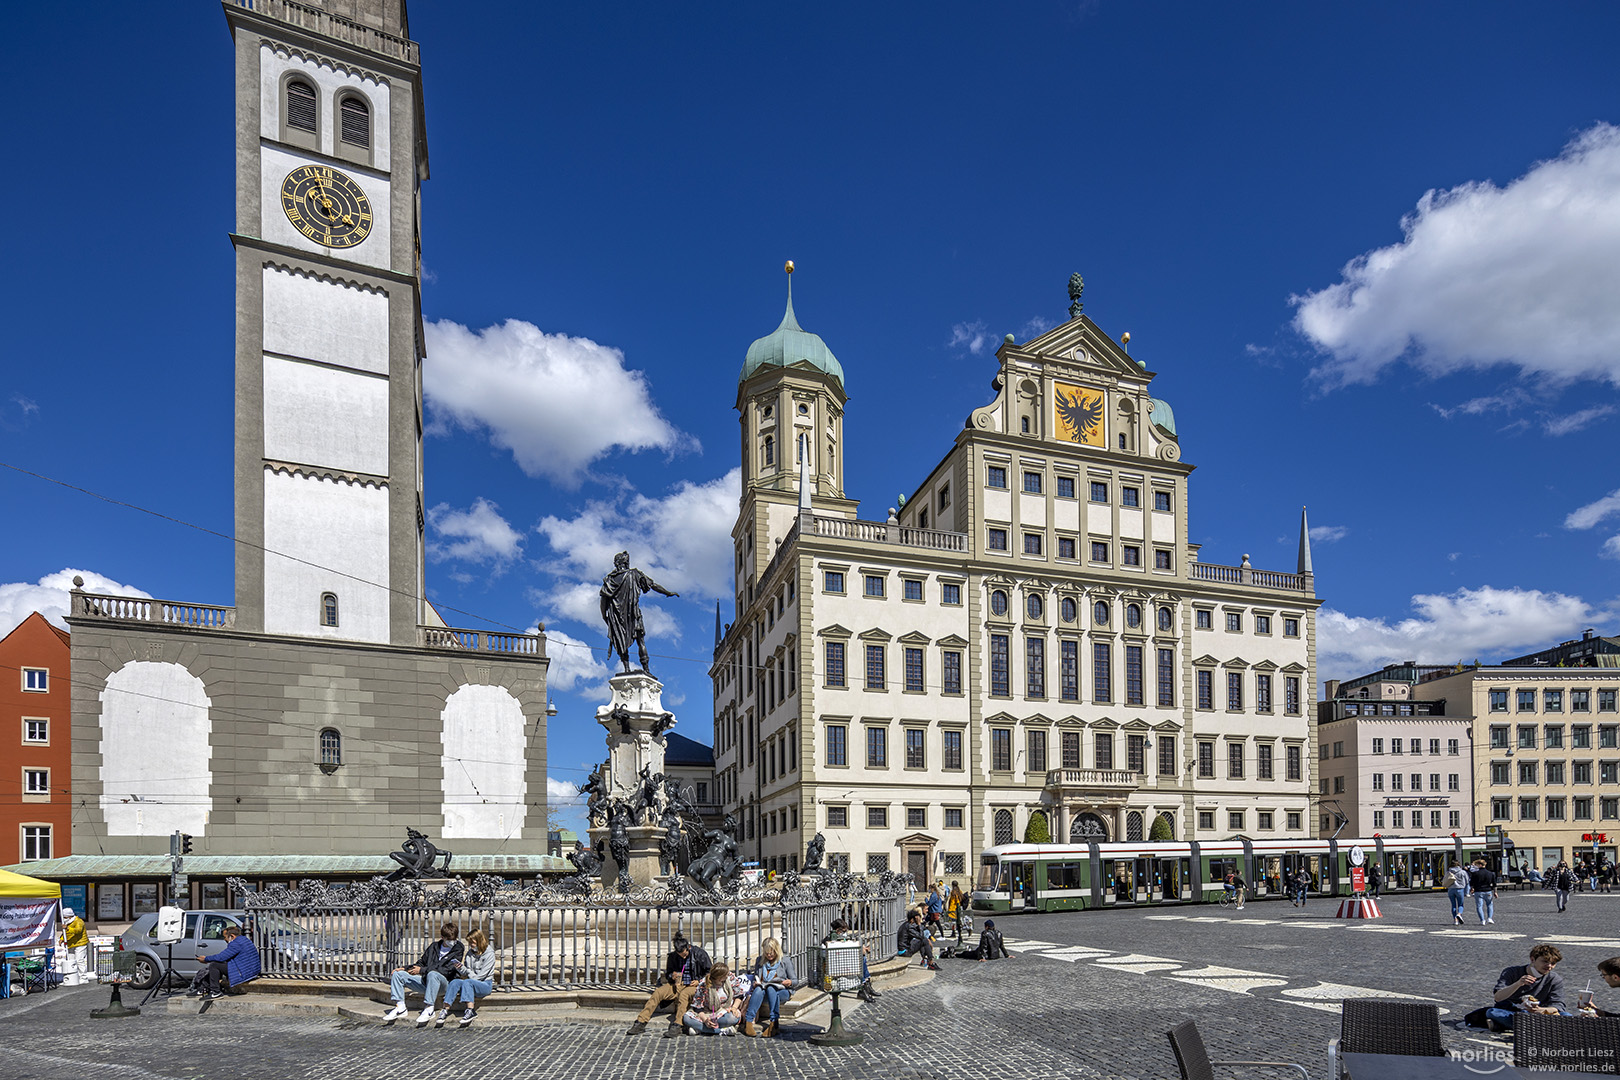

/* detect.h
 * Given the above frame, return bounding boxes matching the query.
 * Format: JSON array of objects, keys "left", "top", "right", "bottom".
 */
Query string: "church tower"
[
  {"left": 732, "top": 265, "right": 860, "bottom": 598},
  {"left": 225, "top": 0, "right": 428, "bottom": 645}
]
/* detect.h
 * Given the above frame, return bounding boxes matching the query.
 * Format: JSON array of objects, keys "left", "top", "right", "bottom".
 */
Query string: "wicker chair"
[
  {"left": 1167, "top": 1020, "right": 1309, "bottom": 1080},
  {"left": 1514, "top": 1012, "right": 1620, "bottom": 1075},
  {"left": 1327, "top": 999, "right": 1444, "bottom": 1079}
]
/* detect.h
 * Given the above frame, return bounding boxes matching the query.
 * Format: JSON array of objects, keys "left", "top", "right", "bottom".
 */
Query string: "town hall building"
[{"left": 710, "top": 275, "right": 1322, "bottom": 883}]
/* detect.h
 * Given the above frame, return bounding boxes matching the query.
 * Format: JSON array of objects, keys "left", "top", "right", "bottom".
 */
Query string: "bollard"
[{"left": 91, "top": 981, "right": 141, "bottom": 1018}]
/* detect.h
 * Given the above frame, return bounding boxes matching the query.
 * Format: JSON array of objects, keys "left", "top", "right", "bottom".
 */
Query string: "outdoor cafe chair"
[
  {"left": 1327, "top": 999, "right": 1443, "bottom": 1079},
  {"left": 1513, "top": 1012, "right": 1620, "bottom": 1075},
  {"left": 1167, "top": 1019, "right": 1309, "bottom": 1080}
]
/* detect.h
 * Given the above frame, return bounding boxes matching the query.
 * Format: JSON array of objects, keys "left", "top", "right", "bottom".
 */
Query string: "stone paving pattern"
[{"left": 4, "top": 889, "right": 1618, "bottom": 1079}]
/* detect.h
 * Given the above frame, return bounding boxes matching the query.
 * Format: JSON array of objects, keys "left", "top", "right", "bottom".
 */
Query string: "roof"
[
  {"left": 739, "top": 286, "right": 844, "bottom": 390},
  {"left": 664, "top": 731, "right": 715, "bottom": 767},
  {"left": 0, "top": 610, "right": 71, "bottom": 652},
  {"left": 3, "top": 854, "right": 569, "bottom": 880}
]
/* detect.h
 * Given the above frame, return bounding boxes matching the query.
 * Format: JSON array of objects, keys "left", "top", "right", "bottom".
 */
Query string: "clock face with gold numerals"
[{"left": 280, "top": 165, "right": 373, "bottom": 249}]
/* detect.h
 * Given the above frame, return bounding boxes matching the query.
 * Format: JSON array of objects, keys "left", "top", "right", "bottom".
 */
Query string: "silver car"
[{"left": 116, "top": 910, "right": 247, "bottom": 990}]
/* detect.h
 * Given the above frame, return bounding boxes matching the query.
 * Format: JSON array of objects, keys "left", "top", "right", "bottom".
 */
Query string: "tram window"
[
  {"left": 1208, "top": 858, "right": 1236, "bottom": 882},
  {"left": 976, "top": 859, "right": 1001, "bottom": 890},
  {"left": 1047, "top": 863, "right": 1084, "bottom": 889}
]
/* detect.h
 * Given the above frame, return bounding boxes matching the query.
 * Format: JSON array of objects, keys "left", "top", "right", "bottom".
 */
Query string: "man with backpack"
[{"left": 1552, "top": 862, "right": 1578, "bottom": 913}]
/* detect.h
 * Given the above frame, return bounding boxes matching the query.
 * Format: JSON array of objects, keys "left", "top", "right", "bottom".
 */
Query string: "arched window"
[
  {"left": 1126, "top": 810, "right": 1145, "bottom": 842},
  {"left": 1026, "top": 594, "right": 1043, "bottom": 620},
  {"left": 319, "top": 728, "right": 342, "bottom": 767},
  {"left": 1021, "top": 416, "right": 1030, "bottom": 433},
  {"left": 339, "top": 95, "right": 370, "bottom": 146},
  {"left": 1093, "top": 601, "right": 1110, "bottom": 626},
  {"left": 286, "top": 79, "right": 317, "bottom": 133},
  {"left": 993, "top": 809, "right": 1014, "bottom": 845},
  {"left": 1157, "top": 605, "right": 1173, "bottom": 631},
  {"left": 1126, "top": 603, "right": 1141, "bottom": 628},
  {"left": 1070, "top": 812, "right": 1108, "bottom": 842},
  {"left": 320, "top": 592, "right": 339, "bottom": 627},
  {"left": 1118, "top": 432, "right": 1128, "bottom": 450},
  {"left": 763, "top": 434, "right": 774, "bottom": 467},
  {"left": 990, "top": 590, "right": 1008, "bottom": 617}
]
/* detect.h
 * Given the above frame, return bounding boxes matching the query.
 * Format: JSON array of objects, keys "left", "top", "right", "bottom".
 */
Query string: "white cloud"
[
  {"left": 426, "top": 497, "right": 523, "bottom": 566},
  {"left": 0, "top": 569, "right": 152, "bottom": 640},
  {"left": 1295, "top": 123, "right": 1620, "bottom": 389},
  {"left": 948, "top": 320, "right": 996, "bottom": 355},
  {"left": 536, "top": 468, "right": 741, "bottom": 605},
  {"left": 1429, "top": 394, "right": 1519, "bottom": 421},
  {"left": 1317, "top": 586, "right": 1614, "bottom": 678},
  {"left": 547, "top": 776, "right": 582, "bottom": 809},
  {"left": 423, "top": 318, "right": 695, "bottom": 488},
  {"left": 537, "top": 626, "right": 613, "bottom": 695},
  {"left": 1564, "top": 488, "right": 1620, "bottom": 531},
  {"left": 1309, "top": 525, "right": 1349, "bottom": 543},
  {"left": 1545, "top": 405, "right": 1616, "bottom": 436},
  {"left": 1020, "top": 316, "right": 1055, "bottom": 340},
  {"left": 1604, "top": 536, "right": 1620, "bottom": 560}
]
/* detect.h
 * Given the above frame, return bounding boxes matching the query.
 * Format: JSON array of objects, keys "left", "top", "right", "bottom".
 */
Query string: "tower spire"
[
  {"left": 714, "top": 601, "right": 723, "bottom": 649},
  {"left": 1297, "top": 506, "right": 1314, "bottom": 576},
  {"left": 780, "top": 259, "right": 800, "bottom": 331}
]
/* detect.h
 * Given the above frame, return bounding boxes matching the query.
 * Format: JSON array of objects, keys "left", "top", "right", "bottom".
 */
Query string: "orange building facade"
[{"left": 1, "top": 612, "right": 72, "bottom": 865}]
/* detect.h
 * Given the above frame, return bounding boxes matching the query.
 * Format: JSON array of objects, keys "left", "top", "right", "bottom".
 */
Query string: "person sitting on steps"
[
  {"left": 681, "top": 963, "right": 741, "bottom": 1035},
  {"left": 626, "top": 933, "right": 711, "bottom": 1037},
  {"left": 898, "top": 910, "right": 940, "bottom": 971},
  {"left": 445, "top": 928, "right": 497, "bottom": 1026},
  {"left": 194, "top": 924, "right": 260, "bottom": 1000},
  {"left": 384, "top": 922, "right": 464, "bottom": 1027},
  {"left": 740, "top": 937, "right": 795, "bottom": 1037}
]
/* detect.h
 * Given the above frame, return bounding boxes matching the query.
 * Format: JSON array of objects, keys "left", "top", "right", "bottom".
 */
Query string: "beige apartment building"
[
  {"left": 1418, "top": 662, "right": 1620, "bottom": 871},
  {"left": 1315, "top": 694, "right": 1475, "bottom": 840},
  {"left": 710, "top": 280, "right": 1322, "bottom": 881}
]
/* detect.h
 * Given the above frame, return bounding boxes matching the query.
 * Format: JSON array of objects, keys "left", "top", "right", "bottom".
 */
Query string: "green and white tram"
[{"left": 972, "top": 833, "right": 1504, "bottom": 913}]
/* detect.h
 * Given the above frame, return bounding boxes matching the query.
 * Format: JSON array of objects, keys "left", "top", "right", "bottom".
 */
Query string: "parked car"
[{"left": 117, "top": 910, "right": 248, "bottom": 990}]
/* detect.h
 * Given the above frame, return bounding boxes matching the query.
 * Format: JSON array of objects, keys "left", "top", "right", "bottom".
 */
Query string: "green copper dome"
[
  {"left": 1150, "top": 397, "right": 1177, "bottom": 438},
  {"left": 739, "top": 287, "right": 845, "bottom": 390}
]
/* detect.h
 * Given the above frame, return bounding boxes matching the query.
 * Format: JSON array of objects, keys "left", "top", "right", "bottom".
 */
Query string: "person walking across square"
[{"left": 1468, "top": 860, "right": 1499, "bottom": 925}]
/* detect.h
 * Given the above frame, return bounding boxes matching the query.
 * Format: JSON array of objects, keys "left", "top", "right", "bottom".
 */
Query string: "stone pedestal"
[{"left": 587, "top": 672, "right": 676, "bottom": 889}]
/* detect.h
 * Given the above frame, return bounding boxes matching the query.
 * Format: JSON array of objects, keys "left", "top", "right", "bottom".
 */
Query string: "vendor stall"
[{"left": 0, "top": 868, "right": 62, "bottom": 996}]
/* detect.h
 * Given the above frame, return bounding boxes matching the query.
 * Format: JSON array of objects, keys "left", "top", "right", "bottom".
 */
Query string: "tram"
[{"left": 971, "top": 833, "right": 1506, "bottom": 913}]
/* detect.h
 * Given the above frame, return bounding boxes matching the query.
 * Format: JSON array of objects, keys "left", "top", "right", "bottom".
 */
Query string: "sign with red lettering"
[
  {"left": 1583, "top": 833, "right": 1609, "bottom": 844},
  {"left": 1350, "top": 867, "right": 1366, "bottom": 893}
]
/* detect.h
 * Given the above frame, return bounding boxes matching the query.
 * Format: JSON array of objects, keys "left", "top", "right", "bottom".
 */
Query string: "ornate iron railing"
[{"left": 233, "top": 873, "right": 905, "bottom": 992}]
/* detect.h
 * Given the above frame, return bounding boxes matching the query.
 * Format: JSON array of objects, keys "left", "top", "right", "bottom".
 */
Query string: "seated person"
[
  {"left": 445, "top": 928, "right": 497, "bottom": 1026},
  {"left": 626, "top": 933, "right": 710, "bottom": 1036},
  {"left": 825, "top": 918, "right": 880, "bottom": 1002},
  {"left": 1485, "top": 944, "right": 1570, "bottom": 1031},
  {"left": 967, "top": 918, "right": 1009, "bottom": 961},
  {"left": 681, "top": 963, "right": 741, "bottom": 1035},
  {"left": 897, "top": 910, "right": 940, "bottom": 971},
  {"left": 1579, "top": 956, "right": 1620, "bottom": 1017},
  {"left": 195, "top": 925, "right": 261, "bottom": 1000},
  {"left": 384, "top": 922, "right": 464, "bottom": 1026},
  {"left": 741, "top": 937, "right": 795, "bottom": 1037}
]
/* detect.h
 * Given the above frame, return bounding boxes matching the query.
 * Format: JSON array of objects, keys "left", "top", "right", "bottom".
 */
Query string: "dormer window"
[{"left": 321, "top": 592, "right": 339, "bottom": 627}]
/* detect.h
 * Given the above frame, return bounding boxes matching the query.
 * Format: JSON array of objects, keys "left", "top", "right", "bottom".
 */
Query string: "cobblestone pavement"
[{"left": 3, "top": 889, "right": 1617, "bottom": 1080}]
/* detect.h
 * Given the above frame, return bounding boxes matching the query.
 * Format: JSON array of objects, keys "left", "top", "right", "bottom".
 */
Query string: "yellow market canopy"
[{"left": 0, "top": 868, "right": 61, "bottom": 900}]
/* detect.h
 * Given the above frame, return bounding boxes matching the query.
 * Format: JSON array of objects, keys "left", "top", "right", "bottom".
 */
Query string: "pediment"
[
  {"left": 1223, "top": 657, "right": 1251, "bottom": 669},
  {"left": 1253, "top": 660, "right": 1278, "bottom": 672},
  {"left": 1122, "top": 719, "right": 1153, "bottom": 731},
  {"left": 819, "top": 624, "right": 852, "bottom": 639},
  {"left": 985, "top": 711, "right": 1018, "bottom": 725},
  {"left": 1091, "top": 717, "right": 1119, "bottom": 730},
  {"left": 1192, "top": 654, "right": 1221, "bottom": 667},
  {"left": 937, "top": 634, "right": 969, "bottom": 648},
  {"left": 1011, "top": 315, "right": 1155, "bottom": 382},
  {"left": 1280, "top": 662, "right": 1307, "bottom": 674},
  {"left": 1152, "top": 719, "right": 1182, "bottom": 732},
  {"left": 1022, "top": 713, "right": 1053, "bottom": 726},
  {"left": 894, "top": 832, "right": 939, "bottom": 846},
  {"left": 897, "top": 631, "right": 932, "bottom": 645},
  {"left": 1057, "top": 715, "right": 1087, "bottom": 727},
  {"left": 858, "top": 627, "right": 893, "bottom": 642}
]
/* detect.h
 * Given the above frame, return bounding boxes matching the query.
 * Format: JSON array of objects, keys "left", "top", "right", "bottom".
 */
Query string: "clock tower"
[{"left": 224, "top": 0, "right": 428, "bottom": 645}]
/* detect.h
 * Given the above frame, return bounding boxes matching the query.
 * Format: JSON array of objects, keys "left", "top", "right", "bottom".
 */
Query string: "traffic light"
[{"left": 181, "top": 834, "right": 194, "bottom": 856}]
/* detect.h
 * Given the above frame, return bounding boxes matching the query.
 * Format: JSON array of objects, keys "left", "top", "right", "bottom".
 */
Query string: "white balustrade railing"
[
  {"left": 807, "top": 514, "right": 967, "bottom": 552},
  {"left": 74, "top": 592, "right": 237, "bottom": 630},
  {"left": 1044, "top": 768, "right": 1140, "bottom": 788}
]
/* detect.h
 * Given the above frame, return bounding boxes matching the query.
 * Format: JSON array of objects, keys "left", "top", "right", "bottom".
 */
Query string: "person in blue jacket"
[{"left": 196, "top": 925, "right": 261, "bottom": 999}]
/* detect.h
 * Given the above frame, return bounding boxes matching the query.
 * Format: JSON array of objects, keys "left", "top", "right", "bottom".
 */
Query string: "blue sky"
[{"left": 4, "top": 3, "right": 1620, "bottom": 833}]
